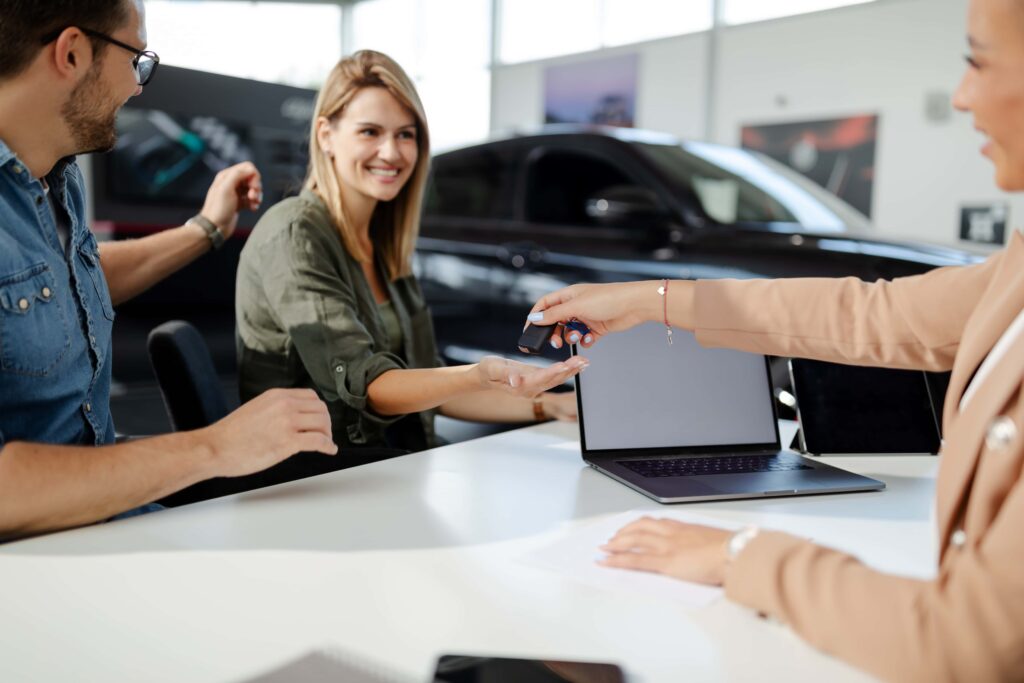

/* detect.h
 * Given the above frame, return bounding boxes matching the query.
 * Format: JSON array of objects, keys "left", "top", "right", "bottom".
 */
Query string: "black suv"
[{"left": 416, "top": 126, "right": 983, "bottom": 368}]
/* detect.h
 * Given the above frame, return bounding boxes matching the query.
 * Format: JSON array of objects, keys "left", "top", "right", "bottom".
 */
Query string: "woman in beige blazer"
[{"left": 524, "top": 0, "right": 1024, "bottom": 680}]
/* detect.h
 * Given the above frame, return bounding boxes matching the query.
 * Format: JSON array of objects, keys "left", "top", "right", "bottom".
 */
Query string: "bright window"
[
  {"left": 602, "top": 0, "right": 712, "bottom": 46},
  {"left": 351, "top": 0, "right": 418, "bottom": 75},
  {"left": 499, "top": 0, "right": 601, "bottom": 64},
  {"left": 421, "top": 0, "right": 491, "bottom": 73},
  {"left": 417, "top": 69, "right": 491, "bottom": 153},
  {"left": 353, "top": 0, "right": 492, "bottom": 152},
  {"left": 721, "top": 0, "right": 876, "bottom": 25},
  {"left": 143, "top": 1, "right": 342, "bottom": 89}
]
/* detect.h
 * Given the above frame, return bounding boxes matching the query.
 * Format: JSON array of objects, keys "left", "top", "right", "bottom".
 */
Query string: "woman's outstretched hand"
[
  {"left": 475, "top": 355, "right": 588, "bottom": 397},
  {"left": 525, "top": 281, "right": 672, "bottom": 350}
]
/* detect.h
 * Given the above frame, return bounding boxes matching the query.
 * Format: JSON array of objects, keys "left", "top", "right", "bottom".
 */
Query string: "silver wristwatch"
[{"left": 188, "top": 214, "right": 225, "bottom": 251}]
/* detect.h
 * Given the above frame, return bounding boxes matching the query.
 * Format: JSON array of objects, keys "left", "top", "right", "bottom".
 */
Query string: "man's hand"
[
  {"left": 200, "top": 388, "right": 337, "bottom": 478},
  {"left": 199, "top": 161, "right": 263, "bottom": 239}
]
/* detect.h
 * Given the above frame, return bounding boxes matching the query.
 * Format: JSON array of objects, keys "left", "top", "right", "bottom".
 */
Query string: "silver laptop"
[{"left": 571, "top": 323, "right": 884, "bottom": 503}]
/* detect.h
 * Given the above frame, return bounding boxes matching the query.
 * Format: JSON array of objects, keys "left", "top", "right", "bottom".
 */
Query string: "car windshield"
[{"left": 638, "top": 141, "right": 872, "bottom": 233}]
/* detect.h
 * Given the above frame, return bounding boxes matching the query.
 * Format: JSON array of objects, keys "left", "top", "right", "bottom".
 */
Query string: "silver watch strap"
[{"left": 189, "top": 214, "right": 225, "bottom": 250}]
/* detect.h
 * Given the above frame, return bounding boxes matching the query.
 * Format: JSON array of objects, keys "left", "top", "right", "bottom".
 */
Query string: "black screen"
[
  {"left": 790, "top": 359, "right": 942, "bottom": 454},
  {"left": 434, "top": 655, "right": 625, "bottom": 683}
]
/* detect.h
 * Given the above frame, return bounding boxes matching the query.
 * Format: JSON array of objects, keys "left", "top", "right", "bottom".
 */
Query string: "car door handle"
[{"left": 497, "top": 242, "right": 547, "bottom": 270}]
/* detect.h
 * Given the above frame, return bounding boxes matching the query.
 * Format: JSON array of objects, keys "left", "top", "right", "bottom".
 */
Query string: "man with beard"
[{"left": 0, "top": 0, "right": 339, "bottom": 539}]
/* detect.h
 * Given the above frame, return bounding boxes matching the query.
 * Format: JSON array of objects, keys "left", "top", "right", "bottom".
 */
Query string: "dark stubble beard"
[{"left": 61, "top": 62, "right": 121, "bottom": 156}]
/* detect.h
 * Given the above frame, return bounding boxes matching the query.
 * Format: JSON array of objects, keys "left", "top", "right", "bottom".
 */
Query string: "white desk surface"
[{"left": 0, "top": 421, "right": 939, "bottom": 683}]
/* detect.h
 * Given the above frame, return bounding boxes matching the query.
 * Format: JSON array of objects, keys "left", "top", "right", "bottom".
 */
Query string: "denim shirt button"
[
  {"left": 41, "top": 286, "right": 51, "bottom": 299},
  {"left": 84, "top": 402, "right": 92, "bottom": 413},
  {"left": 17, "top": 297, "right": 29, "bottom": 311},
  {"left": 12, "top": 165, "right": 22, "bottom": 174}
]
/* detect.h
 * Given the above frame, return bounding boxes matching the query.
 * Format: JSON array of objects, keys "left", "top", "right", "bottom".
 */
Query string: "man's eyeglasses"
[{"left": 40, "top": 27, "right": 159, "bottom": 87}]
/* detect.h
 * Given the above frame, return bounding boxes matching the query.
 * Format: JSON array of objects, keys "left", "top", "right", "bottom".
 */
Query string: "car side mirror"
[{"left": 585, "top": 185, "right": 666, "bottom": 226}]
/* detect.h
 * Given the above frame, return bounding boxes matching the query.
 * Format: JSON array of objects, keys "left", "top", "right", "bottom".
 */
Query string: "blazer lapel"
[
  {"left": 936, "top": 252, "right": 1024, "bottom": 550},
  {"left": 942, "top": 233, "right": 1024, "bottom": 430}
]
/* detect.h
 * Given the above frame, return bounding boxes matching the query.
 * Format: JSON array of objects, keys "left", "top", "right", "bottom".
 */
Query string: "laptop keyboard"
[{"left": 618, "top": 455, "right": 812, "bottom": 478}]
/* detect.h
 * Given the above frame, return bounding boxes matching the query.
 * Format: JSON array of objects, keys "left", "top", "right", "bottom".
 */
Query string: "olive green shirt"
[
  {"left": 377, "top": 300, "right": 403, "bottom": 356},
  {"left": 235, "top": 189, "right": 442, "bottom": 450}
]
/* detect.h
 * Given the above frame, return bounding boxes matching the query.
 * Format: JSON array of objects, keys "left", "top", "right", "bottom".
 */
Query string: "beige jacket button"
[
  {"left": 985, "top": 416, "right": 1017, "bottom": 451},
  {"left": 17, "top": 298, "right": 29, "bottom": 311},
  {"left": 950, "top": 529, "right": 967, "bottom": 548}
]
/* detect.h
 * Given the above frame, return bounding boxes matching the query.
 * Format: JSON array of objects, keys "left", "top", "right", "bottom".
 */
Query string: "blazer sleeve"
[
  {"left": 724, "top": 470, "right": 1024, "bottom": 683},
  {"left": 693, "top": 253, "right": 1004, "bottom": 371},
  {"left": 255, "top": 220, "right": 405, "bottom": 425}
]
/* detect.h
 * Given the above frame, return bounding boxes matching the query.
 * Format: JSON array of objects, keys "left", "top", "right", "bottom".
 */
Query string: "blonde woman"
[{"left": 236, "top": 51, "right": 582, "bottom": 452}]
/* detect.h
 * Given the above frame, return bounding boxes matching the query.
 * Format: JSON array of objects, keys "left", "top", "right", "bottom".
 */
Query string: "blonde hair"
[{"left": 305, "top": 50, "right": 430, "bottom": 280}]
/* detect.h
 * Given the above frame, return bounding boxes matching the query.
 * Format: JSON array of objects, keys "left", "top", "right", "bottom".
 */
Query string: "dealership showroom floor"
[{"left": 4, "top": 1, "right": 1021, "bottom": 682}]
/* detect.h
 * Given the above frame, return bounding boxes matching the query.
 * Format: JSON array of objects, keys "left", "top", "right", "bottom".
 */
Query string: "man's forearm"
[
  {"left": 98, "top": 223, "right": 210, "bottom": 305},
  {"left": 0, "top": 432, "right": 217, "bottom": 540}
]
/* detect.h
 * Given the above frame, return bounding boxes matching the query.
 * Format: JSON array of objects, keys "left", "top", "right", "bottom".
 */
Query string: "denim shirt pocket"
[
  {"left": 77, "top": 234, "right": 115, "bottom": 321},
  {"left": 0, "top": 263, "right": 71, "bottom": 376}
]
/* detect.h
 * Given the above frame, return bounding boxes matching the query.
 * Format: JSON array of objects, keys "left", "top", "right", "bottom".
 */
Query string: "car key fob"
[
  {"left": 565, "top": 319, "right": 590, "bottom": 340},
  {"left": 518, "top": 324, "right": 557, "bottom": 354}
]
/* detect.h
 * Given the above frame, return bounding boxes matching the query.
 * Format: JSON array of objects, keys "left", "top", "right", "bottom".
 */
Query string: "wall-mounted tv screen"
[
  {"left": 90, "top": 65, "right": 315, "bottom": 230},
  {"left": 109, "top": 109, "right": 254, "bottom": 206}
]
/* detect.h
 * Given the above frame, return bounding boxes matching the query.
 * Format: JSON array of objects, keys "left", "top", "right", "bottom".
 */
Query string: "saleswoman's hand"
[
  {"left": 541, "top": 391, "right": 578, "bottom": 421},
  {"left": 475, "top": 355, "right": 588, "bottom": 398},
  {"left": 598, "top": 517, "right": 732, "bottom": 586},
  {"left": 526, "top": 281, "right": 673, "bottom": 350}
]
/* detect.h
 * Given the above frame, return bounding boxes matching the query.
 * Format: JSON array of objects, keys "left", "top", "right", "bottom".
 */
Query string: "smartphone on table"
[{"left": 433, "top": 654, "right": 625, "bottom": 682}]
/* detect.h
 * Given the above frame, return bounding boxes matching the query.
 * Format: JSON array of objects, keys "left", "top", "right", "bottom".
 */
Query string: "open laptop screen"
[{"left": 575, "top": 323, "right": 779, "bottom": 452}]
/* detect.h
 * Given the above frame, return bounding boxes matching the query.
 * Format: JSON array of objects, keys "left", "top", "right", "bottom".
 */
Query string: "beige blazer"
[{"left": 693, "top": 231, "right": 1024, "bottom": 682}]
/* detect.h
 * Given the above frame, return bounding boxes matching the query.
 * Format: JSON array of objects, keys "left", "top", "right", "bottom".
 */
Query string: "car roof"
[{"left": 442, "top": 124, "right": 679, "bottom": 150}]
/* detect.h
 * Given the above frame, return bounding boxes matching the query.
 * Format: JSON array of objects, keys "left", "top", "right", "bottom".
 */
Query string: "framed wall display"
[
  {"left": 544, "top": 53, "right": 638, "bottom": 128},
  {"left": 959, "top": 204, "right": 1008, "bottom": 245},
  {"left": 741, "top": 114, "right": 878, "bottom": 217}
]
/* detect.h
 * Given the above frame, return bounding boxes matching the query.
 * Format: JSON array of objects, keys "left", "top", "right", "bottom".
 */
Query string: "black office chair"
[
  {"left": 147, "top": 320, "right": 230, "bottom": 432},
  {"left": 146, "top": 320, "right": 406, "bottom": 507}
]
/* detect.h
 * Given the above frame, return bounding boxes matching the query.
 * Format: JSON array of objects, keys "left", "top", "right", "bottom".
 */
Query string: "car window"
[
  {"left": 425, "top": 147, "right": 516, "bottom": 220},
  {"left": 524, "top": 149, "right": 648, "bottom": 226},
  {"left": 639, "top": 142, "right": 798, "bottom": 224},
  {"left": 638, "top": 142, "right": 870, "bottom": 232}
]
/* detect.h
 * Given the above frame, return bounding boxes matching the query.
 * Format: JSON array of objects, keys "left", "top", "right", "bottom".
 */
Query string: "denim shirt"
[{"left": 0, "top": 139, "right": 115, "bottom": 449}]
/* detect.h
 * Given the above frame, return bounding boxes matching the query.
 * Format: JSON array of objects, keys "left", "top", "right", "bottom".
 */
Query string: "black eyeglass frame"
[{"left": 40, "top": 27, "right": 159, "bottom": 86}]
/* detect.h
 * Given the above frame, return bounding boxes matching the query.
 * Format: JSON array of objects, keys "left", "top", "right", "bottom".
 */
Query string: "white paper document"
[
  {"left": 521, "top": 510, "right": 740, "bottom": 608},
  {"left": 522, "top": 503, "right": 936, "bottom": 608}
]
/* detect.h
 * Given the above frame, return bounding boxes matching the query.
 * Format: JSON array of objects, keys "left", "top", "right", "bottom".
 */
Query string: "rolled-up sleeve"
[{"left": 257, "top": 221, "right": 404, "bottom": 425}]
